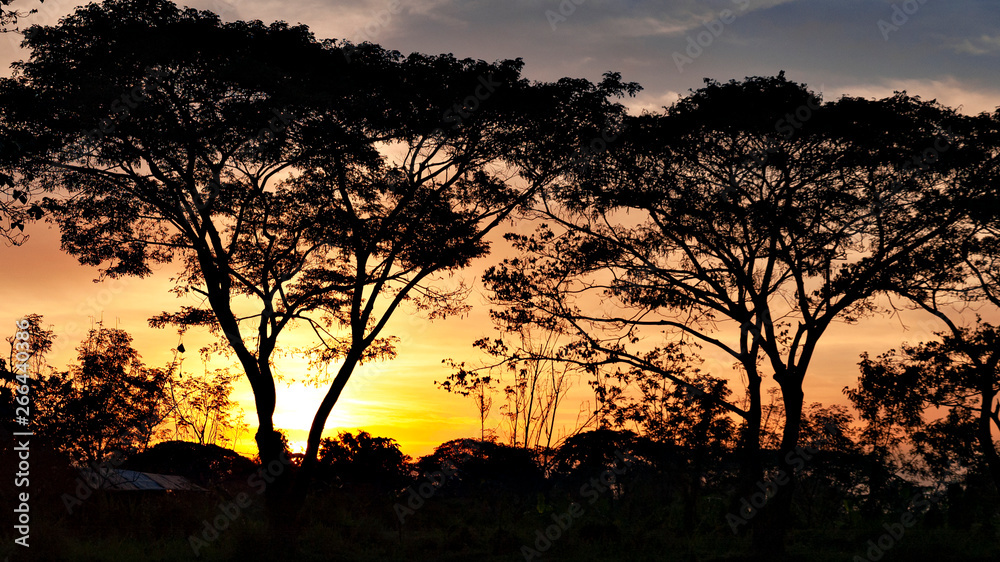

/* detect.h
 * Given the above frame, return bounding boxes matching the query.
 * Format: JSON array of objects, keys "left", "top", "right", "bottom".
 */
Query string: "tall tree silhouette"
[
  {"left": 875, "top": 107, "right": 1000, "bottom": 492},
  {"left": 484, "top": 74, "right": 987, "bottom": 553},
  {"left": 3, "top": 0, "right": 442, "bottom": 471},
  {"left": 4, "top": 0, "right": 638, "bottom": 497},
  {"left": 280, "top": 63, "right": 638, "bottom": 497}
]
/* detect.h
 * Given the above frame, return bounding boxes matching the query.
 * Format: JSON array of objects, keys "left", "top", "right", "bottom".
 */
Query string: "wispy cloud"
[
  {"left": 950, "top": 34, "right": 1000, "bottom": 56},
  {"left": 832, "top": 76, "right": 1000, "bottom": 115}
]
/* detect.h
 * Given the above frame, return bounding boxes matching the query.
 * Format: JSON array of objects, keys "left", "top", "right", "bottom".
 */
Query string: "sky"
[{"left": 1, "top": 0, "right": 998, "bottom": 459}]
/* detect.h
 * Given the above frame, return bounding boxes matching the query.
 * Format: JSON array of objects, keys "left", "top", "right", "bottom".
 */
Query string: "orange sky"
[
  {"left": 4, "top": 217, "right": 995, "bottom": 460},
  {"left": 3, "top": 0, "right": 999, "bottom": 460}
]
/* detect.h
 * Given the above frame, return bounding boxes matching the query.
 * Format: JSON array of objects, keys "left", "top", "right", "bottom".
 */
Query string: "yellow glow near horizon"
[
  {"left": 2, "top": 0, "right": 999, "bottom": 468},
  {"left": 7, "top": 219, "right": 1000, "bottom": 461}
]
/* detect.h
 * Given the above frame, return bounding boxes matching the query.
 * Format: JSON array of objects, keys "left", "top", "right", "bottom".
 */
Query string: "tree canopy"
[
  {"left": 31, "top": 322, "right": 168, "bottom": 465},
  {"left": 3, "top": 2, "right": 999, "bottom": 556},
  {"left": 4, "top": 0, "right": 639, "bottom": 494},
  {"left": 479, "top": 73, "right": 993, "bottom": 552}
]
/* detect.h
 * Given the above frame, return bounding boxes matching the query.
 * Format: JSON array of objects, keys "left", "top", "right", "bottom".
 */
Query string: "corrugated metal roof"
[
  {"left": 78, "top": 467, "right": 208, "bottom": 492},
  {"left": 144, "top": 472, "right": 208, "bottom": 491}
]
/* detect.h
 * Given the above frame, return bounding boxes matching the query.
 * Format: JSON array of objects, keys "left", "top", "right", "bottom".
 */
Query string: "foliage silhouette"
[
  {"left": 317, "top": 430, "right": 411, "bottom": 490},
  {"left": 122, "top": 440, "right": 258, "bottom": 487},
  {"left": 4, "top": 3, "right": 639, "bottom": 509},
  {"left": 482, "top": 73, "right": 990, "bottom": 554},
  {"left": 848, "top": 321, "right": 1000, "bottom": 493},
  {"left": 32, "top": 322, "right": 168, "bottom": 465}
]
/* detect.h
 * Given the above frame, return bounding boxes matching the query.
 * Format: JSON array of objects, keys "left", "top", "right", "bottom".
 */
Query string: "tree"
[
  {"left": 3, "top": 0, "right": 358, "bottom": 470},
  {"left": 123, "top": 440, "right": 258, "bottom": 487},
  {"left": 549, "top": 429, "right": 642, "bottom": 505},
  {"left": 32, "top": 322, "right": 168, "bottom": 465},
  {"left": 0, "top": 313, "right": 53, "bottom": 431},
  {"left": 0, "top": 0, "right": 40, "bottom": 32},
  {"left": 0, "top": 95, "right": 45, "bottom": 245},
  {"left": 2, "top": 313, "right": 52, "bottom": 376},
  {"left": 5, "top": 0, "right": 461, "bottom": 471},
  {"left": 160, "top": 345, "right": 245, "bottom": 448},
  {"left": 441, "top": 319, "right": 587, "bottom": 451},
  {"left": 414, "top": 437, "right": 543, "bottom": 497},
  {"left": 483, "top": 74, "right": 985, "bottom": 552},
  {"left": 437, "top": 367, "right": 496, "bottom": 443},
  {"left": 278, "top": 62, "right": 637, "bottom": 500},
  {"left": 606, "top": 359, "right": 738, "bottom": 533},
  {"left": 6, "top": 1, "right": 637, "bottom": 494},
  {"left": 1, "top": 0, "right": 49, "bottom": 244},
  {"left": 607, "top": 346, "right": 737, "bottom": 451},
  {"left": 798, "top": 402, "right": 857, "bottom": 455},
  {"left": 847, "top": 322, "right": 1000, "bottom": 493},
  {"left": 317, "top": 430, "right": 411, "bottom": 490},
  {"left": 874, "top": 107, "right": 1000, "bottom": 493},
  {"left": 0, "top": 138, "right": 42, "bottom": 244},
  {"left": 791, "top": 402, "right": 864, "bottom": 528}
]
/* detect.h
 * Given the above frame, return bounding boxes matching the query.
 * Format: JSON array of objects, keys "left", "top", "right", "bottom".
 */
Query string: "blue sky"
[
  {"left": 7, "top": 0, "right": 999, "bottom": 113},
  {"left": 206, "top": 0, "right": 1000, "bottom": 115}
]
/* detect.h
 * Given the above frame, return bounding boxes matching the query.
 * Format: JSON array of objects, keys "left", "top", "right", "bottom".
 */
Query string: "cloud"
[
  {"left": 627, "top": 90, "right": 683, "bottom": 114},
  {"left": 831, "top": 76, "right": 1000, "bottom": 115},
  {"left": 949, "top": 34, "right": 1000, "bottom": 56}
]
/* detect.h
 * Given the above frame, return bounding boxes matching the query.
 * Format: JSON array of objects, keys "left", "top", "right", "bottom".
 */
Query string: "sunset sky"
[{"left": 2, "top": 0, "right": 999, "bottom": 459}]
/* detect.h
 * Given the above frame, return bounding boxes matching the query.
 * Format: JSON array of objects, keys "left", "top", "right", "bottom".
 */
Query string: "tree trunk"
[
  {"left": 733, "top": 372, "right": 763, "bottom": 538},
  {"left": 977, "top": 380, "right": 1000, "bottom": 494},
  {"left": 752, "top": 377, "right": 803, "bottom": 556},
  {"left": 290, "top": 349, "right": 363, "bottom": 510},
  {"left": 683, "top": 407, "right": 711, "bottom": 532},
  {"left": 203, "top": 275, "right": 287, "bottom": 517},
  {"left": 201, "top": 260, "right": 283, "bottom": 469}
]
